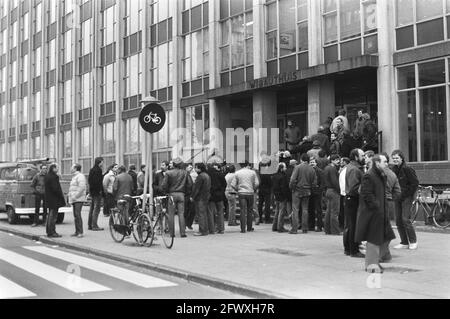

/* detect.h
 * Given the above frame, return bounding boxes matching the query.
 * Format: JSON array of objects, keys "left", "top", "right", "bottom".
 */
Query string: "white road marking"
[
  {"left": 0, "top": 275, "right": 36, "bottom": 299},
  {"left": 25, "top": 246, "right": 177, "bottom": 288},
  {"left": 0, "top": 247, "right": 111, "bottom": 293}
]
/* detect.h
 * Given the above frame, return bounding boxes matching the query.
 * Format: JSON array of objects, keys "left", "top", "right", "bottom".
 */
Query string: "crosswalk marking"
[
  {"left": 0, "top": 275, "right": 36, "bottom": 299},
  {"left": 24, "top": 246, "right": 177, "bottom": 289},
  {"left": 0, "top": 247, "right": 111, "bottom": 294}
]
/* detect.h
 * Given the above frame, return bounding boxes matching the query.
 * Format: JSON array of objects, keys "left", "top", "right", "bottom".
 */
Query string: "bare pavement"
[{"left": 0, "top": 207, "right": 449, "bottom": 299}]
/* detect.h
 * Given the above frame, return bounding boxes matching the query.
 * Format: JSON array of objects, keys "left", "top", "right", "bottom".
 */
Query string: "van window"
[
  {"left": 0, "top": 167, "right": 18, "bottom": 180},
  {"left": 19, "top": 167, "right": 39, "bottom": 181}
]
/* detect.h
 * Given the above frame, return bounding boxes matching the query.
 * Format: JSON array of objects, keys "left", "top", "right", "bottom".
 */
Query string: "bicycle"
[
  {"left": 143, "top": 112, "right": 162, "bottom": 125},
  {"left": 149, "top": 196, "right": 174, "bottom": 249},
  {"left": 410, "top": 185, "right": 450, "bottom": 229},
  {"left": 109, "top": 195, "right": 154, "bottom": 245}
]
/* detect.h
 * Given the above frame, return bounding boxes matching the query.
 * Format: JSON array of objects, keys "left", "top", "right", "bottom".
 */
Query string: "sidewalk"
[{"left": 1, "top": 207, "right": 449, "bottom": 299}]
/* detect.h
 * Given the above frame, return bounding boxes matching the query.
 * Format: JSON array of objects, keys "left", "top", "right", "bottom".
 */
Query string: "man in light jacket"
[{"left": 68, "top": 163, "right": 87, "bottom": 238}]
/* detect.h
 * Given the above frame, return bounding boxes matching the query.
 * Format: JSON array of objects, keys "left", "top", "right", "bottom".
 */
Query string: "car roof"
[{"left": 0, "top": 162, "right": 37, "bottom": 169}]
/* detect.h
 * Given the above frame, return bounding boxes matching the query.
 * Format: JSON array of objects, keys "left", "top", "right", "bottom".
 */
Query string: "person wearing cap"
[
  {"left": 307, "top": 140, "right": 322, "bottom": 160},
  {"left": 284, "top": 120, "right": 301, "bottom": 153},
  {"left": 161, "top": 157, "right": 193, "bottom": 238}
]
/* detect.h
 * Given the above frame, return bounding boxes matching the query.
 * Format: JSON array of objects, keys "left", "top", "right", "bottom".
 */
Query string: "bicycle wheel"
[
  {"left": 410, "top": 201, "right": 420, "bottom": 224},
  {"left": 433, "top": 200, "right": 450, "bottom": 228},
  {"left": 109, "top": 212, "right": 126, "bottom": 243},
  {"left": 161, "top": 214, "right": 174, "bottom": 249},
  {"left": 137, "top": 213, "right": 155, "bottom": 246}
]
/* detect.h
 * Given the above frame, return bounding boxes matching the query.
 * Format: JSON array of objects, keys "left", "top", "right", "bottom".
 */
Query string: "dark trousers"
[
  {"left": 272, "top": 200, "right": 287, "bottom": 231},
  {"left": 88, "top": 194, "right": 102, "bottom": 229},
  {"left": 343, "top": 196, "right": 360, "bottom": 255},
  {"left": 196, "top": 200, "right": 209, "bottom": 235},
  {"left": 103, "top": 193, "right": 115, "bottom": 217},
  {"left": 324, "top": 189, "right": 341, "bottom": 235},
  {"left": 308, "top": 192, "right": 324, "bottom": 230},
  {"left": 258, "top": 192, "right": 272, "bottom": 222},
  {"left": 292, "top": 192, "right": 310, "bottom": 232},
  {"left": 185, "top": 197, "right": 196, "bottom": 228},
  {"left": 33, "top": 194, "right": 47, "bottom": 224},
  {"left": 395, "top": 197, "right": 417, "bottom": 244},
  {"left": 168, "top": 192, "right": 186, "bottom": 237},
  {"left": 208, "top": 201, "right": 225, "bottom": 232},
  {"left": 72, "top": 202, "right": 83, "bottom": 234},
  {"left": 238, "top": 194, "right": 254, "bottom": 232},
  {"left": 46, "top": 208, "right": 59, "bottom": 236},
  {"left": 339, "top": 195, "right": 345, "bottom": 229}
]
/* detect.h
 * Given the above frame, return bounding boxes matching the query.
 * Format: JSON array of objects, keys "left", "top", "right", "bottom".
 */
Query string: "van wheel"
[
  {"left": 7, "top": 207, "right": 19, "bottom": 224},
  {"left": 56, "top": 213, "right": 65, "bottom": 224}
]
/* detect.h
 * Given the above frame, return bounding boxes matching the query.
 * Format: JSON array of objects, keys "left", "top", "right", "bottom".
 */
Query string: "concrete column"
[
  {"left": 308, "top": 0, "right": 323, "bottom": 67},
  {"left": 377, "top": 0, "right": 397, "bottom": 154},
  {"left": 307, "top": 78, "right": 335, "bottom": 136},
  {"left": 217, "top": 99, "right": 231, "bottom": 162},
  {"left": 253, "top": 0, "right": 266, "bottom": 79},
  {"left": 253, "top": 91, "right": 277, "bottom": 162}
]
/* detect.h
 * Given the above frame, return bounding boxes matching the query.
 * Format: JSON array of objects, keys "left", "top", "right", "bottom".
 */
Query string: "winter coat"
[
  {"left": 231, "top": 167, "right": 259, "bottom": 196},
  {"left": 113, "top": 172, "right": 134, "bottom": 201},
  {"left": 153, "top": 171, "right": 165, "bottom": 196},
  {"left": 88, "top": 165, "right": 103, "bottom": 196},
  {"left": 258, "top": 169, "right": 273, "bottom": 195},
  {"left": 355, "top": 167, "right": 396, "bottom": 245},
  {"left": 161, "top": 168, "right": 193, "bottom": 195},
  {"left": 68, "top": 171, "right": 87, "bottom": 204},
  {"left": 272, "top": 172, "right": 289, "bottom": 202},
  {"left": 345, "top": 160, "right": 364, "bottom": 197},
  {"left": 324, "top": 164, "right": 340, "bottom": 193},
  {"left": 392, "top": 163, "right": 419, "bottom": 202},
  {"left": 309, "top": 132, "right": 330, "bottom": 155},
  {"left": 289, "top": 163, "right": 317, "bottom": 197},
  {"left": 128, "top": 170, "right": 138, "bottom": 196},
  {"left": 103, "top": 171, "right": 115, "bottom": 195},
  {"left": 207, "top": 167, "right": 226, "bottom": 202},
  {"left": 311, "top": 166, "right": 325, "bottom": 195},
  {"left": 191, "top": 172, "right": 211, "bottom": 202},
  {"left": 30, "top": 172, "right": 46, "bottom": 195},
  {"left": 284, "top": 126, "right": 301, "bottom": 145},
  {"left": 44, "top": 171, "right": 66, "bottom": 210}
]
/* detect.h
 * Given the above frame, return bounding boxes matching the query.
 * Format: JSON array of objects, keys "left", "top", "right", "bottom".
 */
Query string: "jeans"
[
  {"left": 185, "top": 197, "right": 196, "bottom": 228},
  {"left": 73, "top": 202, "right": 83, "bottom": 235},
  {"left": 395, "top": 197, "right": 417, "bottom": 244},
  {"left": 195, "top": 200, "right": 209, "bottom": 235},
  {"left": 226, "top": 192, "right": 237, "bottom": 224},
  {"left": 324, "top": 189, "right": 341, "bottom": 235},
  {"left": 258, "top": 192, "right": 272, "bottom": 222},
  {"left": 343, "top": 196, "right": 360, "bottom": 255},
  {"left": 209, "top": 201, "right": 225, "bottom": 232},
  {"left": 168, "top": 192, "right": 186, "bottom": 237},
  {"left": 292, "top": 192, "right": 310, "bottom": 232},
  {"left": 46, "top": 208, "right": 59, "bottom": 236},
  {"left": 103, "top": 193, "right": 115, "bottom": 216},
  {"left": 88, "top": 195, "right": 102, "bottom": 229},
  {"left": 33, "top": 194, "right": 47, "bottom": 224},
  {"left": 238, "top": 194, "right": 254, "bottom": 232},
  {"left": 272, "top": 200, "right": 287, "bottom": 231},
  {"left": 309, "top": 192, "right": 324, "bottom": 230}
]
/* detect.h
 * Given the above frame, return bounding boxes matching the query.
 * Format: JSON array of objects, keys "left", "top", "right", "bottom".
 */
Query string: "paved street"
[
  {"left": 0, "top": 207, "right": 449, "bottom": 299},
  {"left": 0, "top": 232, "right": 246, "bottom": 299}
]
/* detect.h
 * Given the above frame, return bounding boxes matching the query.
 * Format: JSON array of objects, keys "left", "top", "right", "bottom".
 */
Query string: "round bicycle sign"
[{"left": 139, "top": 103, "right": 166, "bottom": 133}]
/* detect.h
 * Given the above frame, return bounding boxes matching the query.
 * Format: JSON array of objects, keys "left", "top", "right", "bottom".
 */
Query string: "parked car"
[{"left": 0, "top": 158, "right": 71, "bottom": 224}]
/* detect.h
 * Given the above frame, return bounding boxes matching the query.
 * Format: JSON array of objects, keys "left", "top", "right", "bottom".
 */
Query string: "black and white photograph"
[{"left": 0, "top": 0, "right": 449, "bottom": 305}]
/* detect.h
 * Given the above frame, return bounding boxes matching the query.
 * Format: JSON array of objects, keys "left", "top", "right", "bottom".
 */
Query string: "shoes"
[
  {"left": 315, "top": 227, "right": 322, "bottom": 232},
  {"left": 91, "top": 227, "right": 104, "bottom": 231},
  {"left": 71, "top": 233, "right": 84, "bottom": 238},
  {"left": 217, "top": 231, "right": 224, "bottom": 234},
  {"left": 278, "top": 228, "right": 288, "bottom": 233},
  {"left": 351, "top": 252, "right": 365, "bottom": 258},
  {"left": 181, "top": 234, "right": 187, "bottom": 238},
  {"left": 302, "top": 230, "right": 308, "bottom": 234},
  {"left": 48, "top": 233, "right": 62, "bottom": 238},
  {"left": 240, "top": 230, "right": 246, "bottom": 233},
  {"left": 344, "top": 251, "right": 350, "bottom": 256},
  {"left": 88, "top": 227, "right": 92, "bottom": 230},
  {"left": 187, "top": 226, "right": 193, "bottom": 230},
  {"left": 31, "top": 223, "right": 38, "bottom": 227},
  {"left": 228, "top": 222, "right": 239, "bottom": 226},
  {"left": 288, "top": 230, "right": 298, "bottom": 234},
  {"left": 409, "top": 242, "right": 418, "bottom": 250},
  {"left": 193, "top": 232, "right": 207, "bottom": 236},
  {"left": 393, "top": 244, "right": 409, "bottom": 249},
  {"left": 248, "top": 228, "right": 254, "bottom": 232},
  {"left": 70, "top": 233, "right": 79, "bottom": 237}
]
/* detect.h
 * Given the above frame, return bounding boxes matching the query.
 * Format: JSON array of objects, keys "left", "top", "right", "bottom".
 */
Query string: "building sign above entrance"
[{"left": 139, "top": 103, "right": 166, "bottom": 133}]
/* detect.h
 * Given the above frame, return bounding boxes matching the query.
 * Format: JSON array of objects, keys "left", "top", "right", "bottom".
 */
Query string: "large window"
[
  {"left": 395, "top": 0, "right": 449, "bottom": 50},
  {"left": 124, "top": 0, "right": 144, "bottom": 36},
  {"left": 322, "top": 0, "right": 377, "bottom": 63},
  {"left": 397, "top": 58, "right": 450, "bottom": 162},
  {"left": 124, "top": 54, "right": 142, "bottom": 99},
  {"left": 62, "top": 130, "right": 72, "bottom": 175},
  {"left": 184, "top": 104, "right": 209, "bottom": 162},
  {"left": 220, "top": 0, "right": 253, "bottom": 85},
  {"left": 79, "top": 126, "right": 91, "bottom": 174},
  {"left": 124, "top": 117, "right": 142, "bottom": 169},
  {"left": 266, "top": 0, "right": 308, "bottom": 75},
  {"left": 102, "top": 63, "right": 116, "bottom": 103},
  {"left": 102, "top": 121, "right": 115, "bottom": 155}
]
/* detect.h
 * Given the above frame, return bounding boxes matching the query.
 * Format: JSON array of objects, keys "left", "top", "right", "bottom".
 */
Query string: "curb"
[{"left": 0, "top": 226, "right": 290, "bottom": 299}]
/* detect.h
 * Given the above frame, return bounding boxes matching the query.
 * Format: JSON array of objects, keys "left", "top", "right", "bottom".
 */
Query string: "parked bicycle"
[
  {"left": 109, "top": 195, "right": 153, "bottom": 245},
  {"left": 148, "top": 196, "right": 174, "bottom": 249},
  {"left": 410, "top": 185, "right": 450, "bottom": 229}
]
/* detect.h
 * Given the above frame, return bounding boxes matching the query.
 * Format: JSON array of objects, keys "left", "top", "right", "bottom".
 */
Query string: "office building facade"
[{"left": 0, "top": 0, "right": 449, "bottom": 184}]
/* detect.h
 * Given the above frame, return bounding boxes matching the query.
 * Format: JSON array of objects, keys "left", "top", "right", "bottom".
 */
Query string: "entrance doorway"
[{"left": 277, "top": 87, "right": 308, "bottom": 150}]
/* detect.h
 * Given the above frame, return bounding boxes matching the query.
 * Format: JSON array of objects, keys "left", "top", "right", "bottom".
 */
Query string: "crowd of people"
[{"left": 27, "top": 108, "right": 420, "bottom": 273}]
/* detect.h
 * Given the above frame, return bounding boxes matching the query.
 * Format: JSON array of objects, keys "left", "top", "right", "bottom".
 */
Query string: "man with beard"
[
  {"left": 355, "top": 154, "right": 396, "bottom": 272},
  {"left": 344, "top": 149, "right": 365, "bottom": 258}
]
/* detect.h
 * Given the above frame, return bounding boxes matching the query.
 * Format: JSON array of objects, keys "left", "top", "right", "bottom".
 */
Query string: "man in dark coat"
[
  {"left": 271, "top": 162, "right": 289, "bottom": 232},
  {"left": 153, "top": 161, "right": 169, "bottom": 197},
  {"left": 44, "top": 163, "right": 66, "bottom": 238},
  {"left": 113, "top": 165, "right": 134, "bottom": 222},
  {"left": 191, "top": 163, "right": 211, "bottom": 236},
  {"left": 355, "top": 154, "right": 396, "bottom": 272},
  {"left": 88, "top": 157, "right": 104, "bottom": 230},
  {"left": 128, "top": 164, "right": 138, "bottom": 196},
  {"left": 308, "top": 157, "right": 325, "bottom": 231},
  {"left": 258, "top": 160, "right": 273, "bottom": 224},
  {"left": 207, "top": 162, "right": 227, "bottom": 234},
  {"left": 30, "top": 165, "right": 48, "bottom": 226}
]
